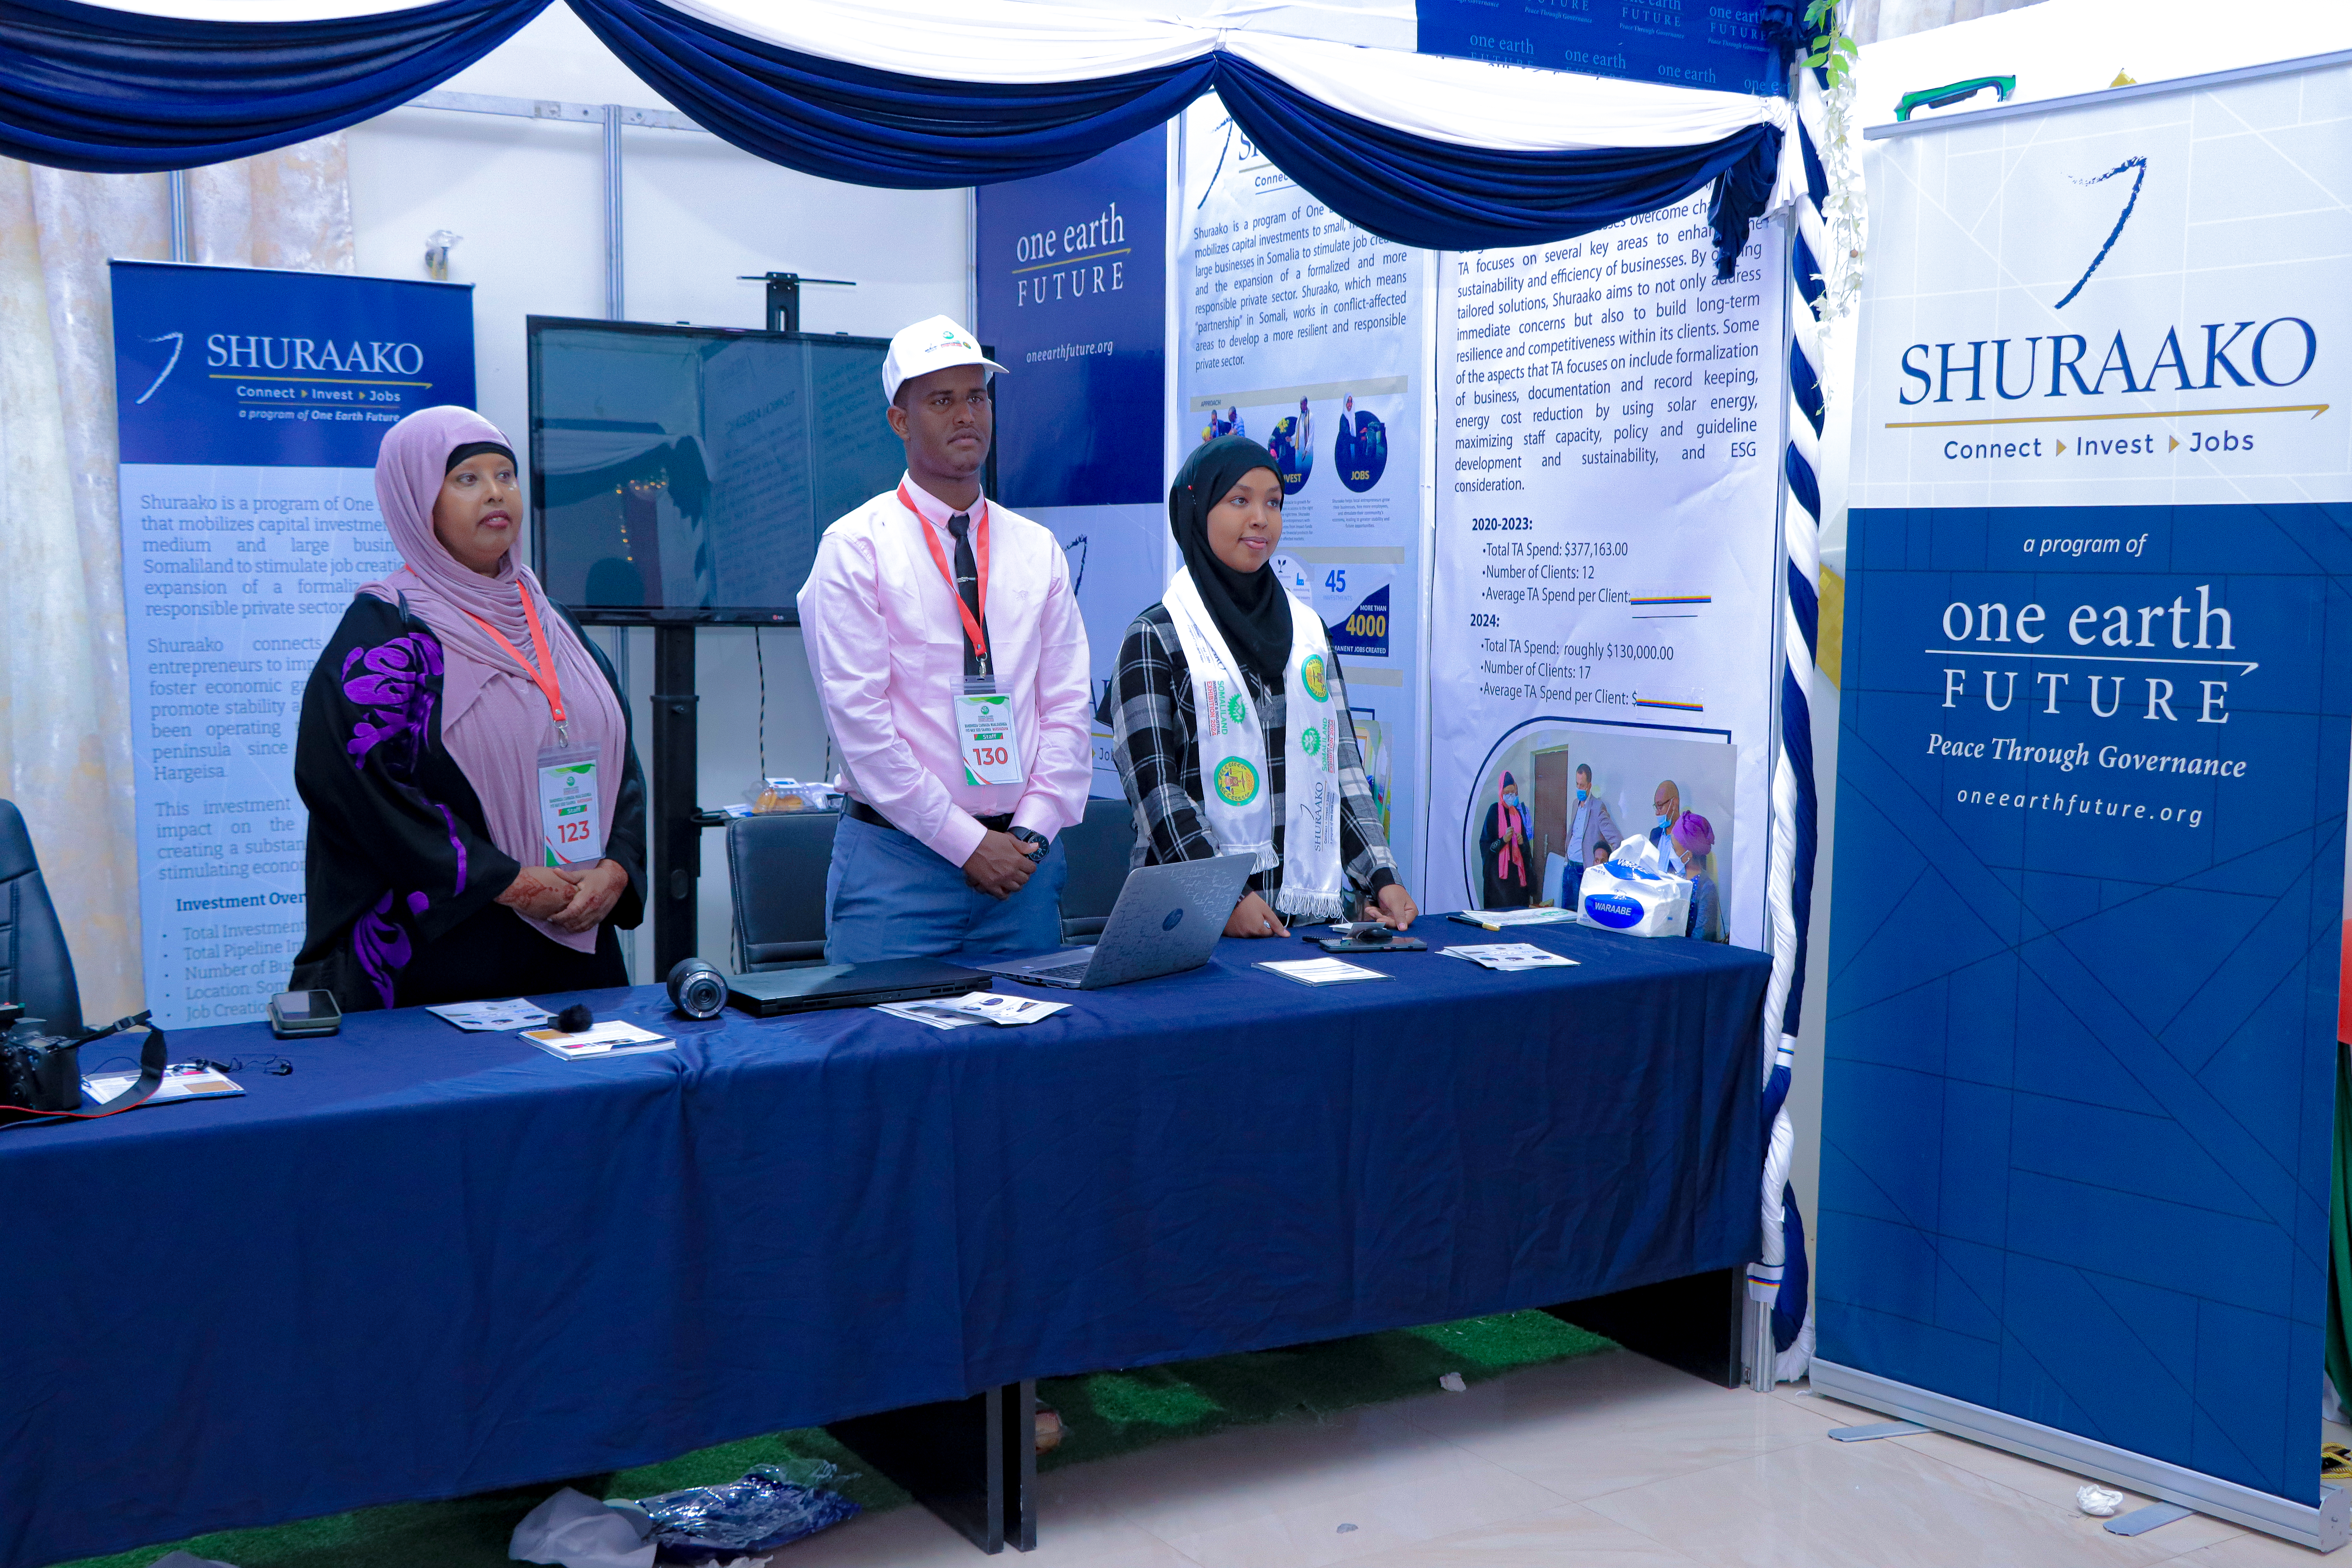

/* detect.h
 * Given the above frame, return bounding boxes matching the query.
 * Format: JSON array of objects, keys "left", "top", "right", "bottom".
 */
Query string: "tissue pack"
[{"left": 1577, "top": 843, "right": 1691, "bottom": 939}]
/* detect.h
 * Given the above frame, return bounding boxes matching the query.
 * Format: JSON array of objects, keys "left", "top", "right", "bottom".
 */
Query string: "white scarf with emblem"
[{"left": 1163, "top": 566, "right": 1348, "bottom": 920}]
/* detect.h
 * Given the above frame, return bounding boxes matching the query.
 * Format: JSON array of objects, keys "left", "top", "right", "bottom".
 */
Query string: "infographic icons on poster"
[
  {"left": 1189, "top": 386, "right": 1400, "bottom": 505},
  {"left": 1330, "top": 583, "right": 1390, "bottom": 655},
  {"left": 1275, "top": 553, "right": 1394, "bottom": 658},
  {"left": 1335, "top": 396, "right": 1388, "bottom": 492},
  {"left": 1268, "top": 398, "right": 1315, "bottom": 493}
]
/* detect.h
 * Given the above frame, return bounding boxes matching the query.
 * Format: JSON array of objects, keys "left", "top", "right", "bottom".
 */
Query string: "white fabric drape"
[{"left": 0, "top": 137, "right": 354, "bottom": 1021}]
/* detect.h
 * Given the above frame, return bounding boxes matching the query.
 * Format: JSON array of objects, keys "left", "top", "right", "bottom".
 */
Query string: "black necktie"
[{"left": 947, "top": 514, "right": 991, "bottom": 683}]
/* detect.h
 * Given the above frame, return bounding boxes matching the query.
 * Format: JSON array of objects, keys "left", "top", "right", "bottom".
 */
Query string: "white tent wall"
[{"left": 343, "top": 5, "right": 974, "bottom": 975}]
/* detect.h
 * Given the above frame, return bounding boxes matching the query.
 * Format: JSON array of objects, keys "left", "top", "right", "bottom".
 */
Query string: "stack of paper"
[
  {"left": 520, "top": 1020, "right": 675, "bottom": 1059},
  {"left": 427, "top": 998, "right": 556, "bottom": 1031},
  {"left": 1440, "top": 943, "right": 1581, "bottom": 972},
  {"left": 1448, "top": 907, "right": 1578, "bottom": 932},
  {"left": 1255, "top": 957, "right": 1391, "bottom": 986},
  {"left": 876, "top": 992, "right": 1071, "bottom": 1029}
]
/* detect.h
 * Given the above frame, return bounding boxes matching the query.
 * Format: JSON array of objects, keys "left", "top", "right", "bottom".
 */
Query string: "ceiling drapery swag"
[{"left": 2, "top": 0, "right": 1796, "bottom": 264}]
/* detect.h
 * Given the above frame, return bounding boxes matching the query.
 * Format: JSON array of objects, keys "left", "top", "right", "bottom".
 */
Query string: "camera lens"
[{"left": 667, "top": 957, "right": 727, "bottom": 1020}]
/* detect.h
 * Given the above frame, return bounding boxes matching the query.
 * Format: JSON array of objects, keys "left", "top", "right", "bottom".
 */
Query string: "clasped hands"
[
  {"left": 962, "top": 829, "right": 1036, "bottom": 900},
  {"left": 1223, "top": 881, "right": 1419, "bottom": 939},
  {"left": 499, "top": 859, "right": 629, "bottom": 933}
]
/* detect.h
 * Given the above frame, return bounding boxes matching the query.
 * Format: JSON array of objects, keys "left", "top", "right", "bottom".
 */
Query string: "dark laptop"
[{"left": 726, "top": 958, "right": 989, "bottom": 1018}]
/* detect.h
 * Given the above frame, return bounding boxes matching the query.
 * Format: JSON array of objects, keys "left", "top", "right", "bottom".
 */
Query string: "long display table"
[{"left": 1, "top": 922, "right": 1767, "bottom": 1567}]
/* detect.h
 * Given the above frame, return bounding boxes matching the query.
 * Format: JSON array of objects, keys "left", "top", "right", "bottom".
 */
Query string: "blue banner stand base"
[
  {"left": 1826, "top": 1421, "right": 1929, "bottom": 1442},
  {"left": 1811, "top": 1360, "right": 2352, "bottom": 1552},
  {"left": 2105, "top": 1501, "right": 2196, "bottom": 1538}
]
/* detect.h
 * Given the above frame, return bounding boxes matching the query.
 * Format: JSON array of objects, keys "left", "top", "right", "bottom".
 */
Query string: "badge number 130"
[{"left": 955, "top": 691, "right": 1025, "bottom": 787}]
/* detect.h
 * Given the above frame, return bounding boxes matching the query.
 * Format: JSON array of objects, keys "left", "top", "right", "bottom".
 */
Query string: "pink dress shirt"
[{"left": 798, "top": 474, "right": 1093, "bottom": 868}]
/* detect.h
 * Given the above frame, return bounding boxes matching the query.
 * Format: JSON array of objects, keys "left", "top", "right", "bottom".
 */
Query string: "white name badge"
[
  {"left": 953, "top": 690, "right": 1025, "bottom": 787},
  {"left": 537, "top": 746, "right": 603, "bottom": 866}
]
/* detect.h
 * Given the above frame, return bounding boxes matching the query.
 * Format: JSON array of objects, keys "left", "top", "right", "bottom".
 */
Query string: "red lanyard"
[
  {"left": 901, "top": 483, "right": 990, "bottom": 663},
  {"left": 462, "top": 584, "right": 566, "bottom": 730}
]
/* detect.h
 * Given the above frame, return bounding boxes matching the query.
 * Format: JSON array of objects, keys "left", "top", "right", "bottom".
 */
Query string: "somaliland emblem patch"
[
  {"left": 1214, "top": 756, "right": 1260, "bottom": 806},
  {"left": 1301, "top": 654, "right": 1328, "bottom": 702}
]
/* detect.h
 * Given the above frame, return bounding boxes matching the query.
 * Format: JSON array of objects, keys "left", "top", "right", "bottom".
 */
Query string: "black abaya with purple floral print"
[{"left": 289, "top": 592, "right": 646, "bottom": 1011}]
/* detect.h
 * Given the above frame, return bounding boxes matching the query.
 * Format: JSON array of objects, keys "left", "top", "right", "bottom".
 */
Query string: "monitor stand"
[{"left": 651, "top": 620, "right": 718, "bottom": 977}]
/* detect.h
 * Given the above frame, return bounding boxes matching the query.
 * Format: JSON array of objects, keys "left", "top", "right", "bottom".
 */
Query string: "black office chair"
[
  {"left": 0, "top": 800, "right": 83, "bottom": 1035},
  {"left": 1057, "top": 796, "right": 1139, "bottom": 946},
  {"left": 727, "top": 809, "right": 839, "bottom": 972}
]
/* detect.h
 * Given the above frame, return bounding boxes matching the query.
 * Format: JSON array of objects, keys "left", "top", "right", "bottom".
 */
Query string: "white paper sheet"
[
  {"left": 1255, "top": 958, "right": 1390, "bottom": 985},
  {"left": 426, "top": 998, "right": 556, "bottom": 1032}
]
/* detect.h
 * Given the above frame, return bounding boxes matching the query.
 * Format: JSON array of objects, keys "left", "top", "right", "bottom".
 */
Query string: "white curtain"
[{"left": 0, "top": 137, "right": 354, "bottom": 1022}]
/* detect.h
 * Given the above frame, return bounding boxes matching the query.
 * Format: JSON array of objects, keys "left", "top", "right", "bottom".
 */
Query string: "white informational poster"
[
  {"left": 111, "top": 262, "right": 473, "bottom": 1027},
  {"left": 1426, "top": 195, "right": 1785, "bottom": 943},
  {"left": 1175, "top": 96, "right": 1429, "bottom": 873}
]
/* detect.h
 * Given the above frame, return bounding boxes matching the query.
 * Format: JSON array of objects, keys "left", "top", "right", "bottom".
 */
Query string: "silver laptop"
[{"left": 977, "top": 854, "right": 1254, "bottom": 989}]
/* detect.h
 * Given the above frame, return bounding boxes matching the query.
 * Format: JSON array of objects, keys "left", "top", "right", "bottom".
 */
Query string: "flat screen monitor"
[{"left": 528, "top": 317, "right": 921, "bottom": 624}]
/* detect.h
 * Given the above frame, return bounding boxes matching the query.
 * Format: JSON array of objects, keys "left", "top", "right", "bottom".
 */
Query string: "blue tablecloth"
[{"left": 2, "top": 922, "right": 1766, "bottom": 1568}]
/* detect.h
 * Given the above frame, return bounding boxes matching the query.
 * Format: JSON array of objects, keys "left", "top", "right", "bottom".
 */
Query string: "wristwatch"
[{"left": 1008, "top": 826, "right": 1049, "bottom": 865}]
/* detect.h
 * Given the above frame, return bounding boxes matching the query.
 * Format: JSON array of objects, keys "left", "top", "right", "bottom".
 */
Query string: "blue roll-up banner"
[
  {"left": 1822, "top": 59, "right": 2352, "bottom": 1540},
  {"left": 112, "top": 261, "right": 474, "bottom": 1028},
  {"left": 976, "top": 127, "right": 1170, "bottom": 794},
  {"left": 1416, "top": 0, "right": 1782, "bottom": 96}
]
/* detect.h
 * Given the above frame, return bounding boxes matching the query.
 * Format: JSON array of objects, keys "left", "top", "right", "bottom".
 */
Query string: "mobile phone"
[{"left": 268, "top": 989, "right": 343, "bottom": 1038}]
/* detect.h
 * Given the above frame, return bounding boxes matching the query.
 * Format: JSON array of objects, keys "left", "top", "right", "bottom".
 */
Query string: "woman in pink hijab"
[
  {"left": 289, "top": 407, "right": 645, "bottom": 1010},
  {"left": 1477, "top": 769, "right": 1534, "bottom": 909}
]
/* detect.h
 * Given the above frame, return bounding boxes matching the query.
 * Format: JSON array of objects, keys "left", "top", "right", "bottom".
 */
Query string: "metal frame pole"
[{"left": 603, "top": 103, "right": 624, "bottom": 321}]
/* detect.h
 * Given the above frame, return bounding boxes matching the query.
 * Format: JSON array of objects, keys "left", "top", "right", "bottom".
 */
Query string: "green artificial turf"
[
  {"left": 1037, "top": 1309, "right": 1613, "bottom": 1471},
  {"left": 63, "top": 1311, "right": 1611, "bottom": 1568}
]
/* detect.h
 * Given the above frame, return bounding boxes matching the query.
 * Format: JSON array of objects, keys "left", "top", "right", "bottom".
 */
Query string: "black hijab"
[{"left": 1169, "top": 435, "right": 1291, "bottom": 685}]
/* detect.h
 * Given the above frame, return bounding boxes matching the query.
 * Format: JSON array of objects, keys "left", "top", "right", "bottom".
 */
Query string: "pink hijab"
[
  {"left": 361, "top": 406, "right": 624, "bottom": 953},
  {"left": 1494, "top": 770, "right": 1526, "bottom": 884}
]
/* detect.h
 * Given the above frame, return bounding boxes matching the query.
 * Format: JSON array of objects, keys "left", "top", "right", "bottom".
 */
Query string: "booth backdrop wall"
[{"left": 0, "top": 136, "right": 355, "bottom": 1023}]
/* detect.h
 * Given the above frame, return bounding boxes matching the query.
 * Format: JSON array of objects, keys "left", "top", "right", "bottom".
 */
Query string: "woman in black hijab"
[{"left": 1103, "top": 435, "right": 1417, "bottom": 937}]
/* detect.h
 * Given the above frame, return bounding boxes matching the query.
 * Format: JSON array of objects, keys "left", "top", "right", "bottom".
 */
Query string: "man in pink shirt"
[{"left": 798, "top": 316, "right": 1093, "bottom": 962}]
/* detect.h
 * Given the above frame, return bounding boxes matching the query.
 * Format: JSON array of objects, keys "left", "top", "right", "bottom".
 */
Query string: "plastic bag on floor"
[
  {"left": 510, "top": 1487, "right": 657, "bottom": 1568},
  {"left": 636, "top": 1463, "right": 860, "bottom": 1563}
]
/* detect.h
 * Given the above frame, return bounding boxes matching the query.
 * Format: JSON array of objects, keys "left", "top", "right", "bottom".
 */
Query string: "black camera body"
[
  {"left": 1, "top": 1010, "right": 82, "bottom": 1113},
  {"left": 0, "top": 1003, "right": 166, "bottom": 1125}
]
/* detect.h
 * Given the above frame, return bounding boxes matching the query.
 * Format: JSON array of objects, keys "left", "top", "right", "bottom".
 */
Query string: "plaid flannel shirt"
[{"left": 1104, "top": 604, "right": 1398, "bottom": 904}]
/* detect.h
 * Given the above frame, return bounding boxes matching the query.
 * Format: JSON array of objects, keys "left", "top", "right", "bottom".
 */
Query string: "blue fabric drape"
[
  {"left": 566, "top": 0, "right": 1778, "bottom": 264},
  {"left": 564, "top": 0, "right": 1216, "bottom": 186},
  {"left": 1210, "top": 52, "right": 1779, "bottom": 262},
  {"left": 0, "top": 0, "right": 550, "bottom": 173}
]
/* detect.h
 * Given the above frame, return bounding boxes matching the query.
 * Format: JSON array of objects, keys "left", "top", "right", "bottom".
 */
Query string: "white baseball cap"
[{"left": 881, "top": 315, "right": 1007, "bottom": 406}]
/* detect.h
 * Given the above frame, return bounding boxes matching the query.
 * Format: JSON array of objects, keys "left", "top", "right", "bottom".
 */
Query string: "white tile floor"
[{"left": 782, "top": 1351, "right": 2346, "bottom": 1567}]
